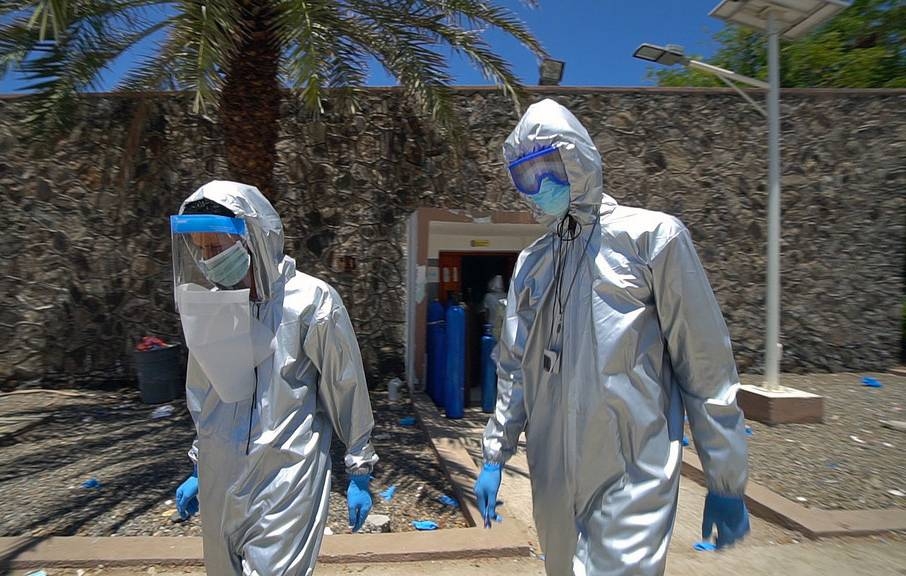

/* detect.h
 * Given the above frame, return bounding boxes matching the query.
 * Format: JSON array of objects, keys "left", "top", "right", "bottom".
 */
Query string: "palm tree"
[{"left": 1, "top": 1, "right": 546, "bottom": 199}]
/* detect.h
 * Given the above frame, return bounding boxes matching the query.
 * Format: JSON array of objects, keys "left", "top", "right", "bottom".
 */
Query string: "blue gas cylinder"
[
  {"left": 480, "top": 323, "right": 497, "bottom": 413},
  {"left": 426, "top": 299, "right": 446, "bottom": 407},
  {"left": 444, "top": 303, "right": 466, "bottom": 419}
]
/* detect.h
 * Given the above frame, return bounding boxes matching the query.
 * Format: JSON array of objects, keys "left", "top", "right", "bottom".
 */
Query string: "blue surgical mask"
[
  {"left": 530, "top": 177, "right": 571, "bottom": 217},
  {"left": 200, "top": 240, "right": 251, "bottom": 287}
]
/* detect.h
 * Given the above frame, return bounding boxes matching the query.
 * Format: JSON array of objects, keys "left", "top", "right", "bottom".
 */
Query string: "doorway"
[
  {"left": 438, "top": 251, "right": 518, "bottom": 403},
  {"left": 404, "top": 208, "right": 547, "bottom": 391}
]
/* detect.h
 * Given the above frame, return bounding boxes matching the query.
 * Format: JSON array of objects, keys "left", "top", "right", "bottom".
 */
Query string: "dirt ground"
[
  {"left": 1, "top": 370, "right": 902, "bottom": 541},
  {"left": 0, "top": 387, "right": 466, "bottom": 537},
  {"left": 689, "top": 372, "right": 906, "bottom": 511}
]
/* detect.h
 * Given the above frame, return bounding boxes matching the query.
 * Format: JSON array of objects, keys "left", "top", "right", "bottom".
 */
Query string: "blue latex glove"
[
  {"left": 702, "top": 491, "right": 750, "bottom": 549},
  {"left": 474, "top": 462, "right": 502, "bottom": 528},
  {"left": 347, "top": 475, "right": 372, "bottom": 532},
  {"left": 412, "top": 520, "right": 439, "bottom": 531},
  {"left": 175, "top": 474, "right": 199, "bottom": 519}
]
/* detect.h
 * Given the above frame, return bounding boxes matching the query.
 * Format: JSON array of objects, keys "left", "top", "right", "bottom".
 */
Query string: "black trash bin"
[{"left": 134, "top": 343, "right": 184, "bottom": 404}]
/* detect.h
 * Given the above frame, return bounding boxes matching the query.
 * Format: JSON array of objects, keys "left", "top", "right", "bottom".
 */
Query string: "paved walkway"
[{"left": 453, "top": 408, "right": 795, "bottom": 555}]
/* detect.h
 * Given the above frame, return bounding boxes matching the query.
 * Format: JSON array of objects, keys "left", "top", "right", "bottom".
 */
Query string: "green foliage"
[
  {"left": 652, "top": 0, "right": 905, "bottom": 88},
  {"left": 1, "top": 0, "right": 547, "bottom": 137}
]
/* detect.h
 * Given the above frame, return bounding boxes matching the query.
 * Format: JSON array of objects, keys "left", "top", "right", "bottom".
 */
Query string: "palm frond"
[
  {"left": 422, "top": 0, "right": 545, "bottom": 57},
  {"left": 168, "top": 0, "right": 244, "bottom": 114},
  {"left": 272, "top": 0, "right": 347, "bottom": 113},
  {"left": 3, "top": 0, "right": 545, "bottom": 144},
  {"left": 7, "top": 2, "right": 174, "bottom": 136},
  {"left": 332, "top": 0, "right": 541, "bottom": 124},
  {"left": 345, "top": 11, "right": 456, "bottom": 121},
  {"left": 369, "top": 5, "right": 529, "bottom": 107},
  {"left": 25, "top": 0, "right": 71, "bottom": 42}
]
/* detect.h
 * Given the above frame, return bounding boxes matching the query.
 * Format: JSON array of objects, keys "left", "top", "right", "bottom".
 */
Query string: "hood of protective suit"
[
  {"left": 503, "top": 98, "right": 616, "bottom": 229},
  {"left": 179, "top": 180, "right": 290, "bottom": 301}
]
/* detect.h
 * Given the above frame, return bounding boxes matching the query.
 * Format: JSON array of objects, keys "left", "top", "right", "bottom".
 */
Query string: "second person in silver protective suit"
[
  {"left": 170, "top": 180, "right": 378, "bottom": 575},
  {"left": 474, "top": 99, "right": 750, "bottom": 576}
]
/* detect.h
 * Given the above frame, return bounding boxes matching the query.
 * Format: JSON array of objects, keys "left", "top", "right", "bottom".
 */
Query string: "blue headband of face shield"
[
  {"left": 507, "top": 146, "right": 569, "bottom": 196},
  {"left": 170, "top": 214, "right": 247, "bottom": 235}
]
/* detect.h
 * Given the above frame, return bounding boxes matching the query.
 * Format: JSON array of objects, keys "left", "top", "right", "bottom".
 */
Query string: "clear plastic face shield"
[
  {"left": 169, "top": 214, "right": 274, "bottom": 403},
  {"left": 170, "top": 215, "right": 253, "bottom": 300},
  {"left": 507, "top": 146, "right": 572, "bottom": 217}
]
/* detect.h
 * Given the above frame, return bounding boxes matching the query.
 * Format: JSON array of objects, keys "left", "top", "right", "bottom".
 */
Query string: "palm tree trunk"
[{"left": 221, "top": 3, "right": 281, "bottom": 200}]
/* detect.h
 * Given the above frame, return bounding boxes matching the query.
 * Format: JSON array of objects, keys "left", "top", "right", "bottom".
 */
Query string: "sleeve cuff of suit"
[{"left": 344, "top": 442, "right": 379, "bottom": 475}]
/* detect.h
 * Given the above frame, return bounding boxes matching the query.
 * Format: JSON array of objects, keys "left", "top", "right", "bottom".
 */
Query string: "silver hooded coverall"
[
  {"left": 482, "top": 99, "right": 748, "bottom": 576},
  {"left": 179, "top": 181, "right": 378, "bottom": 575}
]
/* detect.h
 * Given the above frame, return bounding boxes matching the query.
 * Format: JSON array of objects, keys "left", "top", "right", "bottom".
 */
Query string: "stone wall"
[{"left": 1, "top": 87, "right": 904, "bottom": 387}]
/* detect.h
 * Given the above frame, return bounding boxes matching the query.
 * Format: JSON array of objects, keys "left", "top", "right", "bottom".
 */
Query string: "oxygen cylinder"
[
  {"left": 426, "top": 299, "right": 446, "bottom": 407},
  {"left": 444, "top": 302, "right": 466, "bottom": 419},
  {"left": 480, "top": 323, "right": 497, "bottom": 413}
]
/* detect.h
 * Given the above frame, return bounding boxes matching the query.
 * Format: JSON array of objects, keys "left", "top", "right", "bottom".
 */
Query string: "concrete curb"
[
  {"left": 682, "top": 451, "right": 906, "bottom": 538},
  {"left": 0, "top": 525, "right": 531, "bottom": 570}
]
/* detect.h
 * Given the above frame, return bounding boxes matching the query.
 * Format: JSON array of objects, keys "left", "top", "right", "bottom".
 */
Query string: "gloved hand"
[
  {"left": 702, "top": 491, "right": 750, "bottom": 549},
  {"left": 175, "top": 473, "right": 199, "bottom": 519},
  {"left": 347, "top": 475, "right": 372, "bottom": 533},
  {"left": 474, "top": 462, "right": 502, "bottom": 528}
]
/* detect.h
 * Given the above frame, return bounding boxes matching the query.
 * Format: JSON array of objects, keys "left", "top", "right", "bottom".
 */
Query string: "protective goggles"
[{"left": 507, "top": 146, "right": 569, "bottom": 196}]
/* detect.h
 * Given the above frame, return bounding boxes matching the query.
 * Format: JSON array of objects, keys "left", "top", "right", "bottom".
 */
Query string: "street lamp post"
[
  {"left": 765, "top": 9, "right": 782, "bottom": 392},
  {"left": 635, "top": 0, "right": 851, "bottom": 391}
]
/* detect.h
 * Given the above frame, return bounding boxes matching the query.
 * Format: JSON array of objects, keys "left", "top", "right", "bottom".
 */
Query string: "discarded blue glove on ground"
[
  {"left": 81, "top": 477, "right": 101, "bottom": 489},
  {"left": 682, "top": 436, "right": 690, "bottom": 447},
  {"left": 693, "top": 540, "right": 717, "bottom": 552},
  {"left": 399, "top": 416, "right": 417, "bottom": 426},
  {"left": 437, "top": 494, "right": 459, "bottom": 507},
  {"left": 702, "top": 491, "right": 750, "bottom": 549},
  {"left": 379, "top": 485, "right": 397, "bottom": 501},
  {"left": 474, "top": 462, "right": 502, "bottom": 528},
  {"left": 347, "top": 475, "right": 372, "bottom": 532},
  {"left": 861, "top": 376, "right": 882, "bottom": 388},
  {"left": 175, "top": 474, "right": 199, "bottom": 519},
  {"left": 745, "top": 426, "right": 753, "bottom": 436},
  {"left": 412, "top": 520, "right": 439, "bottom": 531}
]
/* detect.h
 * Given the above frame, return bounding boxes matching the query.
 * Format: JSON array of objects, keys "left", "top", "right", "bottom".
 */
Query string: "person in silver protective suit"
[
  {"left": 473, "top": 99, "right": 750, "bottom": 576},
  {"left": 169, "top": 180, "right": 378, "bottom": 575},
  {"left": 481, "top": 274, "right": 507, "bottom": 340}
]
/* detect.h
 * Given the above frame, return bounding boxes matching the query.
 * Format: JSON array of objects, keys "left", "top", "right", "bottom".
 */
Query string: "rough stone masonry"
[{"left": 0, "top": 87, "right": 903, "bottom": 387}]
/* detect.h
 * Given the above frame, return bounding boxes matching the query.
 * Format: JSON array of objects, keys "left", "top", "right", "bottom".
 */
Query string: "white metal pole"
[
  {"left": 765, "top": 10, "right": 782, "bottom": 390},
  {"left": 687, "top": 59, "right": 770, "bottom": 89}
]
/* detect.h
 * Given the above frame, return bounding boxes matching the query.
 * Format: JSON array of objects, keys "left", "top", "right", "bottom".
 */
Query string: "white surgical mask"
[{"left": 200, "top": 241, "right": 250, "bottom": 288}]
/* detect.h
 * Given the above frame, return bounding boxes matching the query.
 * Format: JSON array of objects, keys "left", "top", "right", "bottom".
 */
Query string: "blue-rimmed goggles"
[{"left": 507, "top": 146, "right": 569, "bottom": 196}]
